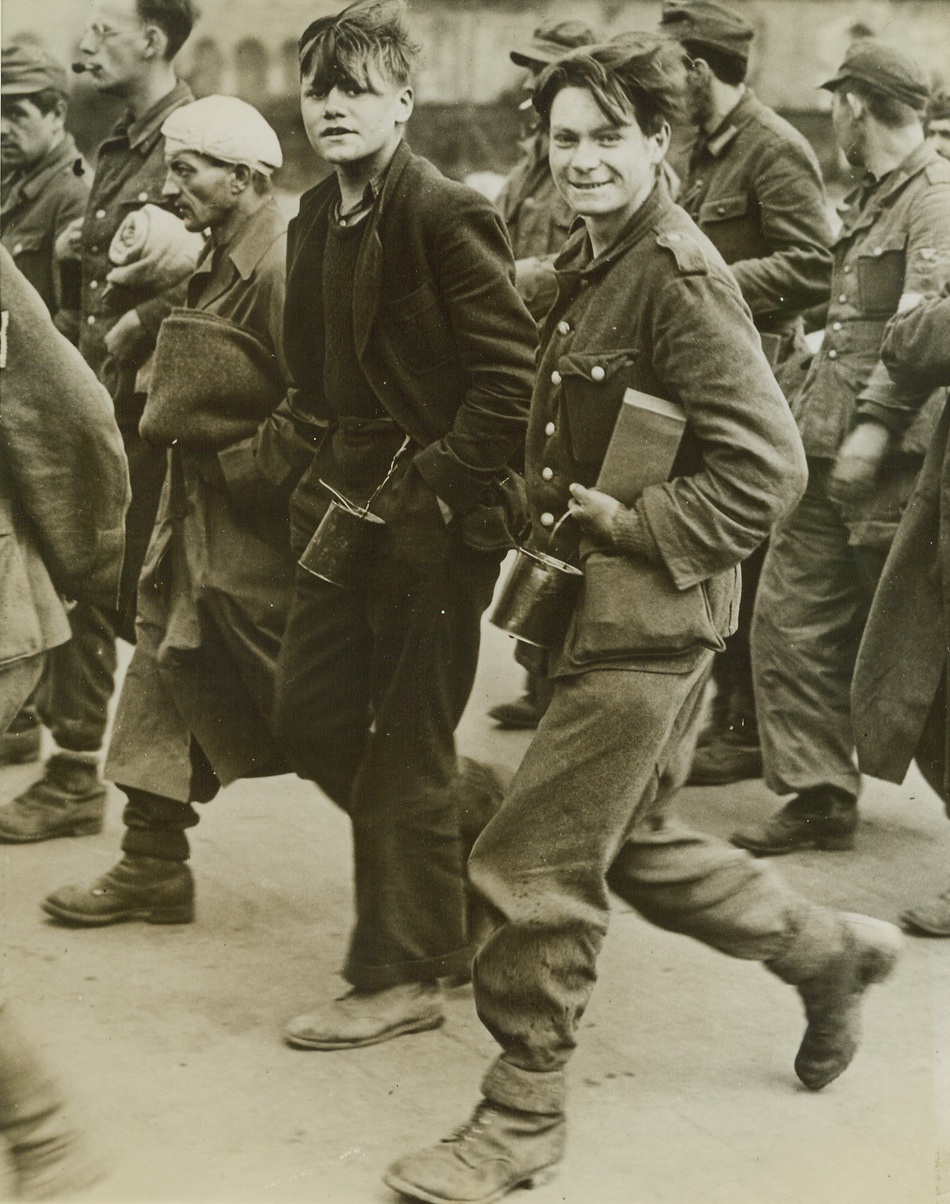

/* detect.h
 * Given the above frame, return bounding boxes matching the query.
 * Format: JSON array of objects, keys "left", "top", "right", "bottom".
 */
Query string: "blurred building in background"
[{"left": 4, "top": 0, "right": 949, "bottom": 187}]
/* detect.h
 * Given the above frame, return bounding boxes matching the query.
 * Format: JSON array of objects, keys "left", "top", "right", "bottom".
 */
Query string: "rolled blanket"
[
  {"left": 106, "top": 204, "right": 204, "bottom": 292},
  {"left": 140, "top": 308, "right": 283, "bottom": 449}
]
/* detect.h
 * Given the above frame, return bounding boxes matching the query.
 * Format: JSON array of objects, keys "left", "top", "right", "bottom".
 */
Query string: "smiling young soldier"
[
  {"left": 222, "top": 0, "right": 536, "bottom": 1050},
  {"left": 385, "top": 37, "right": 902, "bottom": 1204}
]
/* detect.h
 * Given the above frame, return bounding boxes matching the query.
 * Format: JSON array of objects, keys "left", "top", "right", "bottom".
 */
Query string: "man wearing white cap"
[{"left": 43, "top": 96, "right": 298, "bottom": 927}]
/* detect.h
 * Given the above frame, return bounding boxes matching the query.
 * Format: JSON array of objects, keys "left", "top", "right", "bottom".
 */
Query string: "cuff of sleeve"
[
  {"left": 610, "top": 503, "right": 662, "bottom": 563},
  {"left": 218, "top": 440, "right": 270, "bottom": 509},
  {"left": 854, "top": 400, "right": 911, "bottom": 435},
  {"left": 413, "top": 442, "right": 488, "bottom": 516}
]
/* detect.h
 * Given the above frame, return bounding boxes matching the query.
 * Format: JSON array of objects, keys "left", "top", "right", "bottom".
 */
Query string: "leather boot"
[
  {"left": 0, "top": 754, "right": 105, "bottom": 844},
  {"left": 792, "top": 913, "right": 902, "bottom": 1090},
  {"left": 0, "top": 1005, "right": 101, "bottom": 1200},
  {"left": 384, "top": 1099, "right": 565, "bottom": 1204},
  {"left": 284, "top": 982, "right": 444, "bottom": 1051},
  {"left": 730, "top": 787, "right": 858, "bottom": 855},
  {"left": 487, "top": 674, "right": 552, "bottom": 731},
  {"left": 41, "top": 855, "right": 194, "bottom": 927},
  {"left": 687, "top": 731, "right": 763, "bottom": 785}
]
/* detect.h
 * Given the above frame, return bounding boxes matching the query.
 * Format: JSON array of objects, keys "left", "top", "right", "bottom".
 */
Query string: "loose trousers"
[
  {"left": 470, "top": 659, "right": 843, "bottom": 1116},
  {"left": 752, "top": 460, "right": 902, "bottom": 799},
  {"left": 274, "top": 539, "right": 503, "bottom": 992}
]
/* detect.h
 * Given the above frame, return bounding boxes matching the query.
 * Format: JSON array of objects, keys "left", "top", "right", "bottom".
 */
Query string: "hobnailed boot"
[
  {"left": 0, "top": 1006, "right": 102, "bottom": 1200},
  {"left": 0, "top": 754, "right": 105, "bottom": 844},
  {"left": 730, "top": 787, "right": 858, "bottom": 855},
  {"left": 792, "top": 913, "right": 902, "bottom": 1091},
  {"left": 384, "top": 1099, "right": 565, "bottom": 1204},
  {"left": 41, "top": 855, "right": 194, "bottom": 927}
]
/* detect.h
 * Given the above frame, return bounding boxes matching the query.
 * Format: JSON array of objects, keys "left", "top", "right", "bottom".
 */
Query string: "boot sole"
[
  {"left": 0, "top": 818, "right": 103, "bottom": 843},
  {"left": 731, "top": 831, "right": 856, "bottom": 856},
  {"left": 40, "top": 899, "right": 195, "bottom": 926},
  {"left": 284, "top": 1012, "right": 444, "bottom": 1051},
  {"left": 383, "top": 1162, "right": 558, "bottom": 1204}
]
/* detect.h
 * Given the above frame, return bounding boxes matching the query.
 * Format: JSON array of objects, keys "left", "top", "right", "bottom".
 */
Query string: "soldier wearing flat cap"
[
  {"left": 387, "top": 35, "right": 899, "bottom": 1204},
  {"left": 735, "top": 39, "right": 950, "bottom": 858},
  {"left": 0, "top": 43, "right": 88, "bottom": 331},
  {"left": 927, "top": 90, "right": 950, "bottom": 161},
  {"left": 660, "top": 0, "right": 834, "bottom": 789}
]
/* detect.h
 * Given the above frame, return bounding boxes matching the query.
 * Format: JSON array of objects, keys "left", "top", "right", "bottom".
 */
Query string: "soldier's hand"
[
  {"left": 567, "top": 483, "right": 621, "bottom": 544},
  {"left": 104, "top": 309, "right": 145, "bottom": 363},
  {"left": 828, "top": 421, "right": 891, "bottom": 506},
  {"left": 55, "top": 217, "right": 84, "bottom": 262}
]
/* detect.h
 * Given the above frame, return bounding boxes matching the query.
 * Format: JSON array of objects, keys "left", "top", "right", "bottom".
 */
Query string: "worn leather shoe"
[
  {"left": 730, "top": 788, "right": 858, "bottom": 855},
  {"left": 284, "top": 982, "right": 443, "bottom": 1050},
  {"left": 384, "top": 1099, "right": 564, "bottom": 1204},
  {"left": 42, "top": 855, "right": 195, "bottom": 926},
  {"left": 900, "top": 886, "right": 950, "bottom": 936},
  {"left": 794, "top": 913, "right": 902, "bottom": 1091},
  {"left": 687, "top": 733, "right": 763, "bottom": 786},
  {"left": 0, "top": 755, "right": 105, "bottom": 843}
]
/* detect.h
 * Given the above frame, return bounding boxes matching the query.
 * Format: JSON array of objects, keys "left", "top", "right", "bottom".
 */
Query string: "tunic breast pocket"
[
  {"left": 857, "top": 243, "right": 905, "bottom": 315},
  {"left": 559, "top": 350, "right": 639, "bottom": 466},
  {"left": 384, "top": 281, "right": 453, "bottom": 373}
]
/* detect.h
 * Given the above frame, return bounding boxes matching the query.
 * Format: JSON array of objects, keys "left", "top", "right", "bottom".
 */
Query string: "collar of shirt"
[
  {"left": 332, "top": 171, "right": 386, "bottom": 228},
  {"left": 1, "top": 134, "right": 83, "bottom": 210},
  {"left": 556, "top": 177, "right": 672, "bottom": 279},
  {"left": 697, "top": 87, "right": 753, "bottom": 159},
  {"left": 110, "top": 79, "right": 193, "bottom": 152},
  {"left": 190, "top": 195, "right": 285, "bottom": 291},
  {"left": 838, "top": 140, "right": 937, "bottom": 233}
]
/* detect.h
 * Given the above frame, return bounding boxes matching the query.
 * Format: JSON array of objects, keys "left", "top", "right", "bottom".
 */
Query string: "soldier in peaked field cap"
[
  {"left": 1, "top": 42, "right": 69, "bottom": 96},
  {"left": 660, "top": 0, "right": 754, "bottom": 60},
  {"left": 820, "top": 37, "right": 930, "bottom": 110},
  {"left": 658, "top": 0, "right": 833, "bottom": 789}
]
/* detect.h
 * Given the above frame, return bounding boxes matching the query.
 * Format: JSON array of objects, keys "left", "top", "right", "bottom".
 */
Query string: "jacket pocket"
[
  {"left": 857, "top": 241, "right": 905, "bottom": 315},
  {"left": 567, "top": 552, "right": 732, "bottom": 663},
  {"left": 383, "top": 281, "right": 454, "bottom": 373},
  {"left": 560, "top": 350, "right": 639, "bottom": 466},
  {"left": 698, "top": 192, "right": 750, "bottom": 224}
]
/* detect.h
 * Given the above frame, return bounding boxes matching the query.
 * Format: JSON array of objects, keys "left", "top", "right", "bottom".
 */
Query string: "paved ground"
[{"left": 2, "top": 594, "right": 948, "bottom": 1204}]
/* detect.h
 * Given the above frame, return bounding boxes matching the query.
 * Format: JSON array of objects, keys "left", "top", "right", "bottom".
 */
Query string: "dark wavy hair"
[
  {"left": 298, "top": 0, "right": 419, "bottom": 93},
  {"left": 533, "top": 34, "right": 687, "bottom": 137}
]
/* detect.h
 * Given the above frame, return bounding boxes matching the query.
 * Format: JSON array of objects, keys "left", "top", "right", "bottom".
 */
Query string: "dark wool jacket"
[
  {"left": 220, "top": 139, "right": 537, "bottom": 553},
  {"left": 853, "top": 286, "right": 950, "bottom": 789}
]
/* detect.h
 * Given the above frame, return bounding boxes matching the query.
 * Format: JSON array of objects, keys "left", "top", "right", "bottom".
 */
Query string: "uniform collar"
[
  {"left": 838, "top": 140, "right": 939, "bottom": 231},
  {"left": 112, "top": 79, "right": 193, "bottom": 151},
  {"left": 6, "top": 134, "right": 84, "bottom": 202},
  {"left": 699, "top": 87, "right": 754, "bottom": 158},
  {"left": 556, "top": 177, "right": 673, "bottom": 277},
  {"left": 193, "top": 195, "right": 285, "bottom": 284}
]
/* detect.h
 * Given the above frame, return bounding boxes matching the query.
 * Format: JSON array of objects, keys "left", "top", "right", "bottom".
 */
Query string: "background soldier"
[
  {"left": 0, "top": 0, "right": 196, "bottom": 846},
  {"left": 927, "top": 89, "right": 950, "bottom": 160},
  {"left": 735, "top": 40, "right": 950, "bottom": 855},
  {"left": 660, "top": 0, "right": 834, "bottom": 787}
]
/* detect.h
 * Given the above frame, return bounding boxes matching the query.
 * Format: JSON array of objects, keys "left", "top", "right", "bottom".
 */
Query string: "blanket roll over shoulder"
[{"left": 140, "top": 308, "right": 283, "bottom": 449}]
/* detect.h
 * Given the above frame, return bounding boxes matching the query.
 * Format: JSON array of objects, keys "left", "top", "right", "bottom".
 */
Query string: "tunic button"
[
  {"left": 86, "top": 315, "right": 96, "bottom": 325},
  {"left": 556, "top": 320, "right": 571, "bottom": 335},
  {"left": 137, "top": 191, "right": 148, "bottom": 201},
  {"left": 89, "top": 280, "right": 99, "bottom": 290},
  {"left": 13, "top": 242, "right": 23, "bottom": 255},
  {"left": 828, "top": 350, "right": 838, "bottom": 360},
  {"left": 843, "top": 265, "right": 852, "bottom": 274},
  {"left": 832, "top": 321, "right": 841, "bottom": 331},
  {"left": 550, "top": 370, "right": 562, "bottom": 385},
  {"left": 838, "top": 294, "right": 847, "bottom": 303},
  {"left": 540, "top": 512, "right": 555, "bottom": 528},
  {"left": 95, "top": 208, "right": 106, "bottom": 219},
  {"left": 544, "top": 421, "right": 556, "bottom": 436},
  {"left": 541, "top": 467, "right": 554, "bottom": 481},
  {"left": 716, "top": 204, "right": 725, "bottom": 214},
  {"left": 874, "top": 246, "right": 883, "bottom": 256},
  {"left": 590, "top": 365, "right": 605, "bottom": 382}
]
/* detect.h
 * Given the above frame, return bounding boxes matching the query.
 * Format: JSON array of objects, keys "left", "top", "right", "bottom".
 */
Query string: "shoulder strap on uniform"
[{"left": 655, "top": 230, "right": 709, "bottom": 276}]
